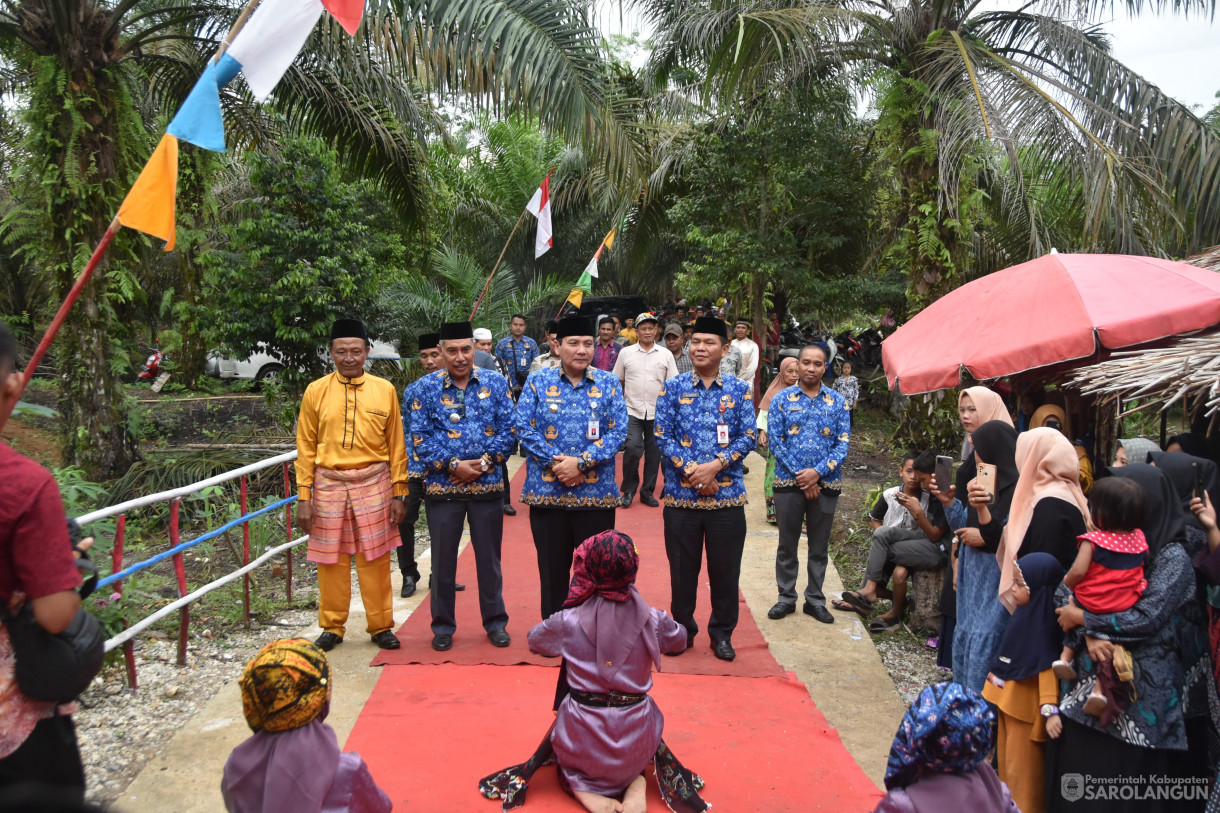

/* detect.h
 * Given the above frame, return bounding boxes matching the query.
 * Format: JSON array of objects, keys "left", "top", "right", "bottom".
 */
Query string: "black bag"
[{"left": 1, "top": 601, "right": 105, "bottom": 703}]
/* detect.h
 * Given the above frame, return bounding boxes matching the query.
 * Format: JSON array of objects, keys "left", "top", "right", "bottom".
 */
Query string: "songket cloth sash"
[{"left": 306, "top": 462, "right": 400, "bottom": 565}]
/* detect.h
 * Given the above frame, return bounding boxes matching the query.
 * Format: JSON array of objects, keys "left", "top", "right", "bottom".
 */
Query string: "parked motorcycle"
[{"left": 137, "top": 344, "right": 165, "bottom": 381}]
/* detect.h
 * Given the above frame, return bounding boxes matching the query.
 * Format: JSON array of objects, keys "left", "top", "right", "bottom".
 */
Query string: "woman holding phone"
[
  {"left": 952, "top": 419, "right": 1019, "bottom": 693},
  {"left": 930, "top": 387, "right": 1013, "bottom": 674}
]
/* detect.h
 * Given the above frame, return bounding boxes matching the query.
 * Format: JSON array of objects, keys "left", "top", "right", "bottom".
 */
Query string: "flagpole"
[
  {"left": 469, "top": 208, "right": 527, "bottom": 321},
  {"left": 0, "top": 0, "right": 268, "bottom": 434}
]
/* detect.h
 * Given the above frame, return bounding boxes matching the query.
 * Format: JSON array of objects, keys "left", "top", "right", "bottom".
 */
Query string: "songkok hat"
[
  {"left": 735, "top": 318, "right": 751, "bottom": 327},
  {"left": 663, "top": 322, "right": 683, "bottom": 338},
  {"left": 472, "top": 328, "right": 493, "bottom": 341},
  {"left": 418, "top": 332, "right": 440, "bottom": 351},
  {"left": 635, "top": 312, "right": 659, "bottom": 326},
  {"left": 555, "top": 316, "right": 596, "bottom": 339},
  {"left": 440, "top": 321, "right": 474, "bottom": 341},
  {"left": 240, "top": 638, "right": 331, "bottom": 733},
  {"left": 330, "top": 318, "right": 368, "bottom": 343},
  {"left": 692, "top": 316, "right": 728, "bottom": 340}
]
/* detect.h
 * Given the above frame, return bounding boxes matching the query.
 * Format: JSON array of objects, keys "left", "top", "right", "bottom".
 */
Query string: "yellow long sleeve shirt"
[{"left": 295, "top": 371, "right": 409, "bottom": 500}]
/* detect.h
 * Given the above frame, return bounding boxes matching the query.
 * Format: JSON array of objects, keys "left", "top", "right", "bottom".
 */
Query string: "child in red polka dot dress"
[{"left": 1051, "top": 477, "right": 1148, "bottom": 717}]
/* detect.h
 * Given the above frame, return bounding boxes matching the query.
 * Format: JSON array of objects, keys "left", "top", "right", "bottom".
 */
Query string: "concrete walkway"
[{"left": 117, "top": 455, "right": 905, "bottom": 811}]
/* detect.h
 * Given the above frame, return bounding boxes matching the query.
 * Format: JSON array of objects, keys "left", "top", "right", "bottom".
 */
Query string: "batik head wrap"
[
  {"left": 884, "top": 681, "right": 996, "bottom": 790},
  {"left": 563, "top": 530, "right": 640, "bottom": 608},
  {"left": 562, "top": 531, "right": 659, "bottom": 680},
  {"left": 240, "top": 638, "right": 331, "bottom": 733}
]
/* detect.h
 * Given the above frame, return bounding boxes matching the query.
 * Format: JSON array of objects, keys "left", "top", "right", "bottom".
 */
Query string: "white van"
[{"left": 205, "top": 340, "right": 401, "bottom": 383}]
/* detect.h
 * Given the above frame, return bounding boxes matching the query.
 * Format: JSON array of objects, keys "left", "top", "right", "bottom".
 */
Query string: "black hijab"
[
  {"left": 990, "top": 553, "right": 1065, "bottom": 681},
  {"left": 1109, "top": 463, "right": 1186, "bottom": 561},
  {"left": 1148, "top": 451, "right": 1220, "bottom": 522},
  {"left": 1167, "top": 432, "right": 1209, "bottom": 459},
  {"left": 970, "top": 420, "right": 1019, "bottom": 514}
]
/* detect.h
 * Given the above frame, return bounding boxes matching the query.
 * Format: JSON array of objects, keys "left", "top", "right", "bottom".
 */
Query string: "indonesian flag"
[{"left": 526, "top": 172, "right": 553, "bottom": 258}]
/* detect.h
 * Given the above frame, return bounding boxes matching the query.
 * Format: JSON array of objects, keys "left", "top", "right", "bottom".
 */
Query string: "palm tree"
[
  {"left": 0, "top": 0, "right": 648, "bottom": 477},
  {"left": 641, "top": 0, "right": 1220, "bottom": 305}
]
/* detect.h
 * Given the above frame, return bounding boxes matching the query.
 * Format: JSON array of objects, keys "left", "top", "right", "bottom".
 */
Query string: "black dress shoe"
[
  {"left": 742, "top": 466, "right": 751, "bottom": 475},
  {"left": 767, "top": 602, "right": 796, "bottom": 620},
  {"left": 641, "top": 493, "right": 660, "bottom": 507},
  {"left": 372, "top": 630, "right": 401, "bottom": 649},
  {"left": 664, "top": 633, "right": 695, "bottom": 656},
  {"left": 488, "top": 629, "right": 511, "bottom": 647},
  {"left": 803, "top": 602, "right": 835, "bottom": 624},
  {"left": 503, "top": 504, "right": 517, "bottom": 516},
  {"left": 432, "top": 633, "right": 453, "bottom": 651},
  {"left": 620, "top": 490, "right": 635, "bottom": 507},
  {"left": 429, "top": 574, "right": 466, "bottom": 591},
  {"left": 315, "top": 631, "right": 343, "bottom": 651},
  {"left": 400, "top": 576, "right": 417, "bottom": 598},
  {"left": 713, "top": 639, "right": 736, "bottom": 661}
]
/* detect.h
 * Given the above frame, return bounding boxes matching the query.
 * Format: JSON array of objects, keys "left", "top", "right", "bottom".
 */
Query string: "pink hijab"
[
  {"left": 958, "top": 387, "right": 1012, "bottom": 459},
  {"left": 997, "top": 427, "right": 1090, "bottom": 611}
]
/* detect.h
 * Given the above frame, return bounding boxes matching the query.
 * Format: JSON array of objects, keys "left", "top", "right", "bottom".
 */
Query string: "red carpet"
[
  {"left": 345, "top": 663, "right": 883, "bottom": 812},
  {"left": 373, "top": 458, "right": 783, "bottom": 678}
]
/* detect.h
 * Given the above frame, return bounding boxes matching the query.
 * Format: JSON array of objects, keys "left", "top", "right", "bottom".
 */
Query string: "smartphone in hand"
[
  {"left": 935, "top": 455, "right": 954, "bottom": 495},
  {"left": 976, "top": 462, "right": 997, "bottom": 505}
]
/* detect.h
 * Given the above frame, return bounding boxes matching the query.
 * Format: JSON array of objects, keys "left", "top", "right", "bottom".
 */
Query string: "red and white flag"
[{"left": 525, "top": 172, "right": 553, "bottom": 258}]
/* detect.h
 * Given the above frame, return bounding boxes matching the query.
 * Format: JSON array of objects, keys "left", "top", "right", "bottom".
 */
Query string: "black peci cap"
[{"left": 439, "top": 321, "right": 474, "bottom": 341}]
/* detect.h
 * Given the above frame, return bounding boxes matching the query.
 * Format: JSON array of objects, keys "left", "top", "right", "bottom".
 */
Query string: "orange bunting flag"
[
  {"left": 321, "top": 0, "right": 364, "bottom": 34},
  {"left": 118, "top": 134, "right": 179, "bottom": 251}
]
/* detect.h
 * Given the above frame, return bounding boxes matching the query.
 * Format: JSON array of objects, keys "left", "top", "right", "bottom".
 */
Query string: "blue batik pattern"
[
  {"left": 654, "top": 371, "right": 756, "bottom": 509},
  {"left": 495, "top": 336, "right": 540, "bottom": 382},
  {"left": 400, "top": 377, "right": 426, "bottom": 479},
  {"left": 515, "top": 366, "right": 628, "bottom": 508},
  {"left": 767, "top": 384, "right": 850, "bottom": 490},
  {"left": 411, "top": 367, "right": 515, "bottom": 498}
]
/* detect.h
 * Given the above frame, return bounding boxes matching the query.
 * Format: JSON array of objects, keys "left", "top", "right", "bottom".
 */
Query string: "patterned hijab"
[
  {"left": 884, "top": 682, "right": 996, "bottom": 790},
  {"left": 240, "top": 638, "right": 331, "bottom": 733},
  {"left": 563, "top": 531, "right": 659, "bottom": 680}
]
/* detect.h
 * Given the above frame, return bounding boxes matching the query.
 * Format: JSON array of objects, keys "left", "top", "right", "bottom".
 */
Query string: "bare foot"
[
  {"left": 574, "top": 790, "right": 623, "bottom": 813},
  {"left": 622, "top": 776, "right": 647, "bottom": 813}
]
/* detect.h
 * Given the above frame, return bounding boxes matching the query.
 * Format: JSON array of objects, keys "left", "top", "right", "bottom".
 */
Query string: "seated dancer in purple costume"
[
  {"left": 222, "top": 638, "right": 392, "bottom": 813},
  {"left": 480, "top": 530, "right": 709, "bottom": 812}
]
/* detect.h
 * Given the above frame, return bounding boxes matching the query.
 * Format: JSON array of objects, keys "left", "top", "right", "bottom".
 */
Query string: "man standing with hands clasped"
[
  {"left": 612, "top": 312, "right": 678, "bottom": 508},
  {"left": 765, "top": 343, "right": 850, "bottom": 624},
  {"left": 515, "top": 315, "right": 628, "bottom": 619},
  {"left": 296, "top": 318, "right": 407, "bottom": 652},
  {"left": 654, "top": 316, "right": 756, "bottom": 661},
  {"left": 412, "top": 321, "right": 514, "bottom": 651}
]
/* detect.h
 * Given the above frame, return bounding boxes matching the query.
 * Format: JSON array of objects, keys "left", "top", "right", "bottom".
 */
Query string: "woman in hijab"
[
  {"left": 952, "top": 419, "right": 1019, "bottom": 693},
  {"left": 873, "top": 682, "right": 1019, "bottom": 813},
  {"left": 928, "top": 388, "right": 1013, "bottom": 671},
  {"left": 222, "top": 639, "right": 392, "bottom": 813},
  {"left": 480, "top": 531, "right": 707, "bottom": 813},
  {"left": 983, "top": 553, "right": 1065, "bottom": 813},
  {"left": 1113, "top": 438, "right": 1159, "bottom": 467},
  {"left": 1168, "top": 432, "right": 1211, "bottom": 458},
  {"left": 1047, "top": 465, "right": 1213, "bottom": 813},
  {"left": 1149, "top": 451, "right": 1220, "bottom": 527},
  {"left": 758, "top": 358, "right": 799, "bottom": 525},
  {"left": 997, "top": 428, "right": 1090, "bottom": 610},
  {"left": 1029, "top": 404, "right": 1093, "bottom": 493}
]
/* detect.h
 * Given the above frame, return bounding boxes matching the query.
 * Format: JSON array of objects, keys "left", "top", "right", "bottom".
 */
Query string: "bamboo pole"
[{"left": 470, "top": 208, "right": 528, "bottom": 321}]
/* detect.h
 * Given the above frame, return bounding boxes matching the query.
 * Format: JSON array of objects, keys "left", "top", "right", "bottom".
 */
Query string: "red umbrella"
[{"left": 882, "top": 253, "right": 1220, "bottom": 394}]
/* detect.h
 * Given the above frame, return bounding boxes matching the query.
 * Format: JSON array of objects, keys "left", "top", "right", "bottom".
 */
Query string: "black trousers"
[
  {"left": 501, "top": 461, "right": 512, "bottom": 504},
  {"left": 0, "top": 715, "right": 84, "bottom": 799},
  {"left": 395, "top": 477, "right": 425, "bottom": 581},
  {"left": 426, "top": 497, "right": 508, "bottom": 635},
  {"left": 621, "top": 416, "right": 660, "bottom": 497},
  {"left": 528, "top": 507, "right": 616, "bottom": 618},
  {"left": 664, "top": 505, "right": 746, "bottom": 643}
]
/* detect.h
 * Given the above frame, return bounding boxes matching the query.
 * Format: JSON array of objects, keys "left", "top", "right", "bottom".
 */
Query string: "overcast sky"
[{"left": 595, "top": 2, "right": 1220, "bottom": 114}]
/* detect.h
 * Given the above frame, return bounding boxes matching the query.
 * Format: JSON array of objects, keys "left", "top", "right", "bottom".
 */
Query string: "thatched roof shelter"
[{"left": 1187, "top": 245, "right": 1220, "bottom": 272}]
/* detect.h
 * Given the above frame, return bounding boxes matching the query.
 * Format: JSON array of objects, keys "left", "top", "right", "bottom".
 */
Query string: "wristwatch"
[
  {"left": 1040, "top": 703, "right": 1059, "bottom": 718},
  {"left": 393, "top": 496, "right": 407, "bottom": 503},
  {"left": 479, "top": 455, "right": 491, "bottom": 472}
]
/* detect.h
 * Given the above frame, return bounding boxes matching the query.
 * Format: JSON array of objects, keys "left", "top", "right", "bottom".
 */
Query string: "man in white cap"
[{"left": 612, "top": 312, "right": 677, "bottom": 507}]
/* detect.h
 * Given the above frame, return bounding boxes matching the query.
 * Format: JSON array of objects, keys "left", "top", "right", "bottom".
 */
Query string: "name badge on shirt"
[
  {"left": 587, "top": 420, "right": 601, "bottom": 440},
  {"left": 716, "top": 423, "right": 730, "bottom": 446}
]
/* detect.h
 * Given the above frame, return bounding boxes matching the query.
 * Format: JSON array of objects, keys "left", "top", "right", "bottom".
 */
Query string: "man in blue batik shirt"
[
  {"left": 495, "top": 313, "right": 539, "bottom": 399},
  {"left": 654, "top": 316, "right": 756, "bottom": 662},
  {"left": 413, "top": 321, "right": 514, "bottom": 652},
  {"left": 765, "top": 343, "right": 850, "bottom": 624},
  {"left": 515, "top": 315, "right": 628, "bottom": 619}
]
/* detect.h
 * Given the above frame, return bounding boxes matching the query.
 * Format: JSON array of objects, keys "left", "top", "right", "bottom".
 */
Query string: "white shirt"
[
  {"left": 611, "top": 342, "right": 678, "bottom": 419},
  {"left": 732, "top": 337, "right": 759, "bottom": 384}
]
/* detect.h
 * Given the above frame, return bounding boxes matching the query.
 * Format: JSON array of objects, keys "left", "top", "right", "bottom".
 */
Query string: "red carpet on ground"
[
  {"left": 373, "top": 459, "right": 784, "bottom": 678},
  {"left": 345, "top": 663, "right": 883, "bottom": 812}
]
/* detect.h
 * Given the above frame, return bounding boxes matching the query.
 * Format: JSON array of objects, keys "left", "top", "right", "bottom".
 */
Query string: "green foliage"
[
  {"left": 198, "top": 137, "right": 408, "bottom": 414},
  {"left": 896, "top": 391, "right": 963, "bottom": 458}
]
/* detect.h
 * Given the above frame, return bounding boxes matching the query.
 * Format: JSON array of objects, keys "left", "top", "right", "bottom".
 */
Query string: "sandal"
[
  {"left": 830, "top": 598, "right": 869, "bottom": 617},
  {"left": 1083, "top": 693, "right": 1108, "bottom": 717},
  {"left": 869, "top": 617, "right": 901, "bottom": 633},
  {"left": 838, "top": 590, "right": 875, "bottom": 615},
  {"left": 1051, "top": 659, "right": 1077, "bottom": 681}
]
